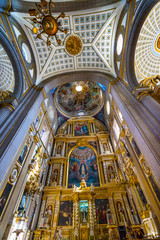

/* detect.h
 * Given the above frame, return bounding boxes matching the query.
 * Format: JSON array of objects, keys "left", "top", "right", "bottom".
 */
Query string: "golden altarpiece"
[{"left": 27, "top": 116, "right": 157, "bottom": 240}]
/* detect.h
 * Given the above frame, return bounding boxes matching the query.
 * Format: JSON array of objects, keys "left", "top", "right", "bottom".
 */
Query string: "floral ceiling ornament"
[{"left": 29, "top": 0, "right": 68, "bottom": 46}]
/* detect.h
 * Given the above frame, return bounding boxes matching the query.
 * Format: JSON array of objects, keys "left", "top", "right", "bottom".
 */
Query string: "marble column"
[
  {"left": 62, "top": 142, "right": 66, "bottom": 157},
  {"left": 103, "top": 161, "right": 108, "bottom": 183},
  {"left": 59, "top": 163, "right": 64, "bottom": 186}
]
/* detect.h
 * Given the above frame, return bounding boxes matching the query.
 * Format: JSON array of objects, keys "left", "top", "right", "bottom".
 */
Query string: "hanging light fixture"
[{"left": 29, "top": 0, "right": 68, "bottom": 46}]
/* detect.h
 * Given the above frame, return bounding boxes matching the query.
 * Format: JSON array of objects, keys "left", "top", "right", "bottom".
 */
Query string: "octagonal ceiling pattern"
[
  {"left": 11, "top": 1, "right": 124, "bottom": 84},
  {"left": 0, "top": 44, "right": 15, "bottom": 93},
  {"left": 135, "top": 2, "right": 160, "bottom": 82}
]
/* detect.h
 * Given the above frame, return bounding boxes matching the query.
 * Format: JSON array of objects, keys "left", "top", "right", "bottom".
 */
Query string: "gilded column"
[
  {"left": 89, "top": 195, "right": 94, "bottom": 238},
  {"left": 121, "top": 192, "right": 132, "bottom": 225},
  {"left": 53, "top": 196, "right": 60, "bottom": 227},
  {"left": 73, "top": 195, "right": 79, "bottom": 239},
  {"left": 98, "top": 158, "right": 104, "bottom": 185},
  {"left": 46, "top": 163, "right": 52, "bottom": 186},
  {"left": 108, "top": 194, "right": 117, "bottom": 224},
  {"left": 63, "top": 161, "right": 67, "bottom": 187},
  {"left": 113, "top": 157, "right": 119, "bottom": 181}
]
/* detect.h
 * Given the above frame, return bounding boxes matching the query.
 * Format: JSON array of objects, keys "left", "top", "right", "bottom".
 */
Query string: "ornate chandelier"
[{"left": 29, "top": 0, "right": 68, "bottom": 46}]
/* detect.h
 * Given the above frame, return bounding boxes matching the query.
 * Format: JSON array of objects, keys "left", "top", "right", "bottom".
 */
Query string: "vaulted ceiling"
[
  {"left": 135, "top": 1, "right": 160, "bottom": 82},
  {"left": 11, "top": 1, "right": 125, "bottom": 85}
]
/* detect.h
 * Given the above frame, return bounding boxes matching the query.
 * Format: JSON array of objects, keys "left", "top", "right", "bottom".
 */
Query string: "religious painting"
[
  {"left": 34, "top": 116, "right": 40, "bottom": 128},
  {"left": 132, "top": 138, "right": 141, "bottom": 157},
  {"left": 18, "top": 145, "right": 28, "bottom": 165},
  {"left": 95, "top": 199, "right": 109, "bottom": 224},
  {"left": 79, "top": 200, "right": 88, "bottom": 223},
  {"left": 135, "top": 183, "right": 147, "bottom": 205},
  {"left": 18, "top": 191, "right": 28, "bottom": 212},
  {"left": 74, "top": 121, "right": 89, "bottom": 136},
  {"left": 0, "top": 182, "right": 13, "bottom": 217},
  {"left": 57, "top": 110, "right": 68, "bottom": 128},
  {"left": 67, "top": 142, "right": 76, "bottom": 153},
  {"left": 148, "top": 175, "right": 160, "bottom": 202},
  {"left": 55, "top": 82, "right": 103, "bottom": 117},
  {"left": 88, "top": 141, "right": 97, "bottom": 150},
  {"left": 68, "top": 146, "right": 100, "bottom": 188},
  {"left": 58, "top": 201, "right": 73, "bottom": 226},
  {"left": 94, "top": 108, "right": 106, "bottom": 126}
]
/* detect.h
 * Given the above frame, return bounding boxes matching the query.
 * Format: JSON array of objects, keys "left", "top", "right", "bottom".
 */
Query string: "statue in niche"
[
  {"left": 107, "top": 209, "right": 113, "bottom": 225},
  {"left": 52, "top": 169, "right": 58, "bottom": 185},
  {"left": 103, "top": 142, "right": 108, "bottom": 153},
  {"left": 39, "top": 213, "right": 45, "bottom": 228},
  {"left": 116, "top": 201, "right": 125, "bottom": 223},
  {"left": 108, "top": 166, "right": 115, "bottom": 181},
  {"left": 56, "top": 144, "right": 62, "bottom": 155},
  {"left": 43, "top": 205, "right": 53, "bottom": 228},
  {"left": 47, "top": 205, "right": 53, "bottom": 226}
]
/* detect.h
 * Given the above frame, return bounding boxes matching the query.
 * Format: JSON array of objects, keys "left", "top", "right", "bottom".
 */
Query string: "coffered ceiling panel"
[
  {"left": 135, "top": 2, "right": 160, "bottom": 82},
  {"left": 11, "top": 1, "right": 124, "bottom": 85}
]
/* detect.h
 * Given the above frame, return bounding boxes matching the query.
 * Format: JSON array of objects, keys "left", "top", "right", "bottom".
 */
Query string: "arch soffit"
[
  {"left": 125, "top": 0, "right": 159, "bottom": 90},
  {"left": 0, "top": 29, "right": 24, "bottom": 100},
  {"left": 42, "top": 71, "right": 115, "bottom": 94}
]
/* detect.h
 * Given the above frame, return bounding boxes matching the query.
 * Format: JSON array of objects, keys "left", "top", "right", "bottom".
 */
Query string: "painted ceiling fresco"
[
  {"left": 11, "top": 1, "right": 124, "bottom": 84},
  {"left": 54, "top": 81, "right": 104, "bottom": 117},
  {"left": 135, "top": 2, "right": 160, "bottom": 82}
]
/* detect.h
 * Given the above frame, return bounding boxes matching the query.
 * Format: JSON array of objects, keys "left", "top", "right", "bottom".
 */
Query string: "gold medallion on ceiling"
[
  {"left": 64, "top": 34, "right": 83, "bottom": 56},
  {"left": 155, "top": 34, "right": 160, "bottom": 53}
]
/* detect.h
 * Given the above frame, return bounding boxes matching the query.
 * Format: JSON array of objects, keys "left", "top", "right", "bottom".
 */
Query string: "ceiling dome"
[
  {"left": 54, "top": 81, "right": 104, "bottom": 117},
  {"left": 134, "top": 2, "right": 160, "bottom": 82},
  {"left": 0, "top": 44, "right": 15, "bottom": 92}
]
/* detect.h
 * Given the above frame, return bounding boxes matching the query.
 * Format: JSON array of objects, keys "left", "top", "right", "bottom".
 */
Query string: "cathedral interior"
[{"left": 0, "top": 0, "right": 160, "bottom": 239}]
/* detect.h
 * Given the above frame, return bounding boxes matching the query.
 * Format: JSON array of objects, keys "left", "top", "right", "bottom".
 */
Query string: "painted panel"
[
  {"left": 74, "top": 121, "right": 89, "bottom": 136},
  {"left": 0, "top": 182, "right": 13, "bottom": 217},
  {"left": 148, "top": 175, "right": 160, "bottom": 202},
  {"left": 132, "top": 138, "right": 141, "bottom": 157},
  {"left": 95, "top": 199, "right": 109, "bottom": 224},
  {"left": 68, "top": 146, "right": 100, "bottom": 188},
  {"left": 88, "top": 141, "right": 97, "bottom": 150},
  {"left": 18, "top": 145, "right": 28, "bottom": 165},
  {"left": 58, "top": 201, "right": 73, "bottom": 226}
]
